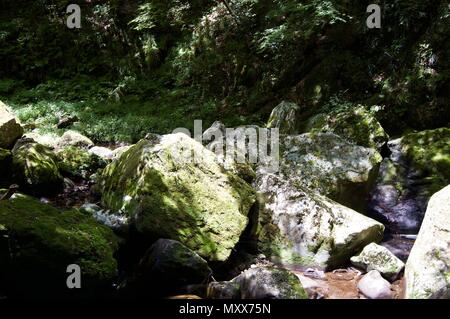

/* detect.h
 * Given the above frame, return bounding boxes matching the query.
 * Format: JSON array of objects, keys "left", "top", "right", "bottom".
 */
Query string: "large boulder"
[
  {"left": 12, "top": 139, "right": 64, "bottom": 195},
  {"left": 231, "top": 266, "right": 308, "bottom": 299},
  {"left": 267, "top": 101, "right": 300, "bottom": 134},
  {"left": 130, "top": 239, "right": 212, "bottom": 296},
  {"left": 0, "top": 192, "right": 118, "bottom": 298},
  {"left": 0, "top": 101, "right": 23, "bottom": 149},
  {"left": 256, "top": 174, "right": 384, "bottom": 270},
  {"left": 301, "top": 106, "right": 389, "bottom": 150},
  {"left": 351, "top": 243, "right": 405, "bottom": 281},
  {"left": 405, "top": 185, "right": 450, "bottom": 299},
  {"left": 368, "top": 128, "right": 450, "bottom": 233},
  {"left": 267, "top": 132, "right": 382, "bottom": 212},
  {"left": 98, "top": 133, "right": 256, "bottom": 262}
]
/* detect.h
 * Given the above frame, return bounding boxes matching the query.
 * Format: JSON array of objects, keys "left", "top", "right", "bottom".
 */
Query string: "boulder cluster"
[{"left": 0, "top": 100, "right": 449, "bottom": 299}]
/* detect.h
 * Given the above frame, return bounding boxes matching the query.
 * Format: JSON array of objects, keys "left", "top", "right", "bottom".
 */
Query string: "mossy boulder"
[
  {"left": 56, "top": 130, "right": 94, "bottom": 150},
  {"left": 232, "top": 266, "right": 308, "bottom": 299},
  {"left": 0, "top": 193, "right": 119, "bottom": 298},
  {"left": 12, "top": 139, "right": 64, "bottom": 196},
  {"left": 351, "top": 243, "right": 405, "bottom": 282},
  {"left": 0, "top": 101, "right": 23, "bottom": 149},
  {"left": 256, "top": 174, "right": 384, "bottom": 270},
  {"left": 98, "top": 133, "right": 256, "bottom": 262},
  {"left": 405, "top": 185, "right": 450, "bottom": 299},
  {"left": 301, "top": 106, "right": 389, "bottom": 150},
  {"left": 267, "top": 101, "right": 300, "bottom": 134},
  {"left": 57, "top": 146, "right": 107, "bottom": 179},
  {"left": 0, "top": 148, "right": 12, "bottom": 186},
  {"left": 401, "top": 128, "right": 450, "bottom": 192},
  {"left": 275, "top": 132, "right": 382, "bottom": 212}
]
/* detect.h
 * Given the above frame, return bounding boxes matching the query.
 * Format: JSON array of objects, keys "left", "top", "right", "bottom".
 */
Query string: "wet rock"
[
  {"left": 351, "top": 243, "right": 405, "bottom": 281},
  {"left": 267, "top": 101, "right": 300, "bottom": 134},
  {"left": 256, "top": 174, "right": 384, "bottom": 269},
  {"left": 405, "top": 185, "right": 450, "bottom": 299},
  {"left": 0, "top": 101, "right": 23, "bottom": 149},
  {"left": 357, "top": 270, "right": 393, "bottom": 299},
  {"left": 98, "top": 133, "right": 256, "bottom": 262},
  {"left": 232, "top": 266, "right": 308, "bottom": 299},
  {"left": 368, "top": 129, "right": 450, "bottom": 233}
]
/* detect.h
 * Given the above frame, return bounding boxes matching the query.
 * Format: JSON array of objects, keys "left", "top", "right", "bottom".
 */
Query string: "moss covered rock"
[
  {"left": 368, "top": 128, "right": 450, "bottom": 233},
  {"left": 267, "top": 101, "right": 300, "bottom": 134},
  {"left": 275, "top": 132, "right": 382, "bottom": 212},
  {"left": 256, "top": 174, "right": 384, "bottom": 270},
  {"left": 0, "top": 101, "right": 23, "bottom": 149},
  {"left": 98, "top": 133, "right": 256, "bottom": 262},
  {"left": 57, "top": 146, "right": 106, "bottom": 179},
  {"left": 301, "top": 106, "right": 389, "bottom": 150},
  {"left": 405, "top": 185, "right": 450, "bottom": 299},
  {"left": 401, "top": 128, "right": 450, "bottom": 192},
  {"left": 351, "top": 243, "right": 405, "bottom": 282},
  {"left": 12, "top": 139, "right": 64, "bottom": 195},
  {"left": 0, "top": 192, "right": 118, "bottom": 298},
  {"left": 232, "top": 266, "right": 307, "bottom": 299}
]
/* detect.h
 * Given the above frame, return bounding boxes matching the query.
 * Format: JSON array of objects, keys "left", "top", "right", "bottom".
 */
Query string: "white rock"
[
  {"left": 357, "top": 270, "right": 393, "bottom": 299},
  {"left": 0, "top": 101, "right": 23, "bottom": 149},
  {"left": 56, "top": 130, "right": 93, "bottom": 149},
  {"left": 89, "top": 146, "right": 114, "bottom": 160},
  {"left": 405, "top": 185, "right": 450, "bottom": 299},
  {"left": 351, "top": 242, "right": 405, "bottom": 281}
]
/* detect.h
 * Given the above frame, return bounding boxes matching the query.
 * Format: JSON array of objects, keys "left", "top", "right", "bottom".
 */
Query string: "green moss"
[
  {"left": 12, "top": 141, "right": 63, "bottom": 195},
  {"left": 57, "top": 146, "right": 106, "bottom": 179},
  {"left": 99, "top": 136, "right": 256, "bottom": 262},
  {"left": 402, "top": 128, "right": 450, "bottom": 193},
  {"left": 0, "top": 193, "right": 118, "bottom": 296}
]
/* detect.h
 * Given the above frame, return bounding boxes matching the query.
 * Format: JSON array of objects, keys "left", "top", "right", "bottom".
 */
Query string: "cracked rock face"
[{"left": 405, "top": 185, "right": 450, "bottom": 299}]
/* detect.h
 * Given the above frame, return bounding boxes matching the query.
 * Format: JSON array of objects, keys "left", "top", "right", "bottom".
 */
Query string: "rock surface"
[
  {"left": 232, "top": 266, "right": 308, "bottom": 299},
  {"left": 368, "top": 128, "right": 450, "bottom": 233},
  {"left": 357, "top": 270, "right": 393, "bottom": 299},
  {"left": 301, "top": 106, "right": 389, "bottom": 150},
  {"left": 272, "top": 132, "right": 382, "bottom": 212},
  {"left": 0, "top": 192, "right": 118, "bottom": 298},
  {"left": 56, "top": 130, "right": 94, "bottom": 149},
  {"left": 12, "top": 139, "right": 64, "bottom": 195},
  {"left": 98, "top": 133, "right": 256, "bottom": 262},
  {"left": 134, "top": 239, "right": 212, "bottom": 294},
  {"left": 351, "top": 243, "right": 405, "bottom": 281},
  {"left": 405, "top": 185, "right": 450, "bottom": 299},
  {"left": 57, "top": 146, "right": 106, "bottom": 179},
  {"left": 0, "top": 101, "right": 23, "bottom": 149},
  {"left": 256, "top": 174, "right": 384, "bottom": 269},
  {"left": 267, "top": 101, "right": 300, "bottom": 134}
]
